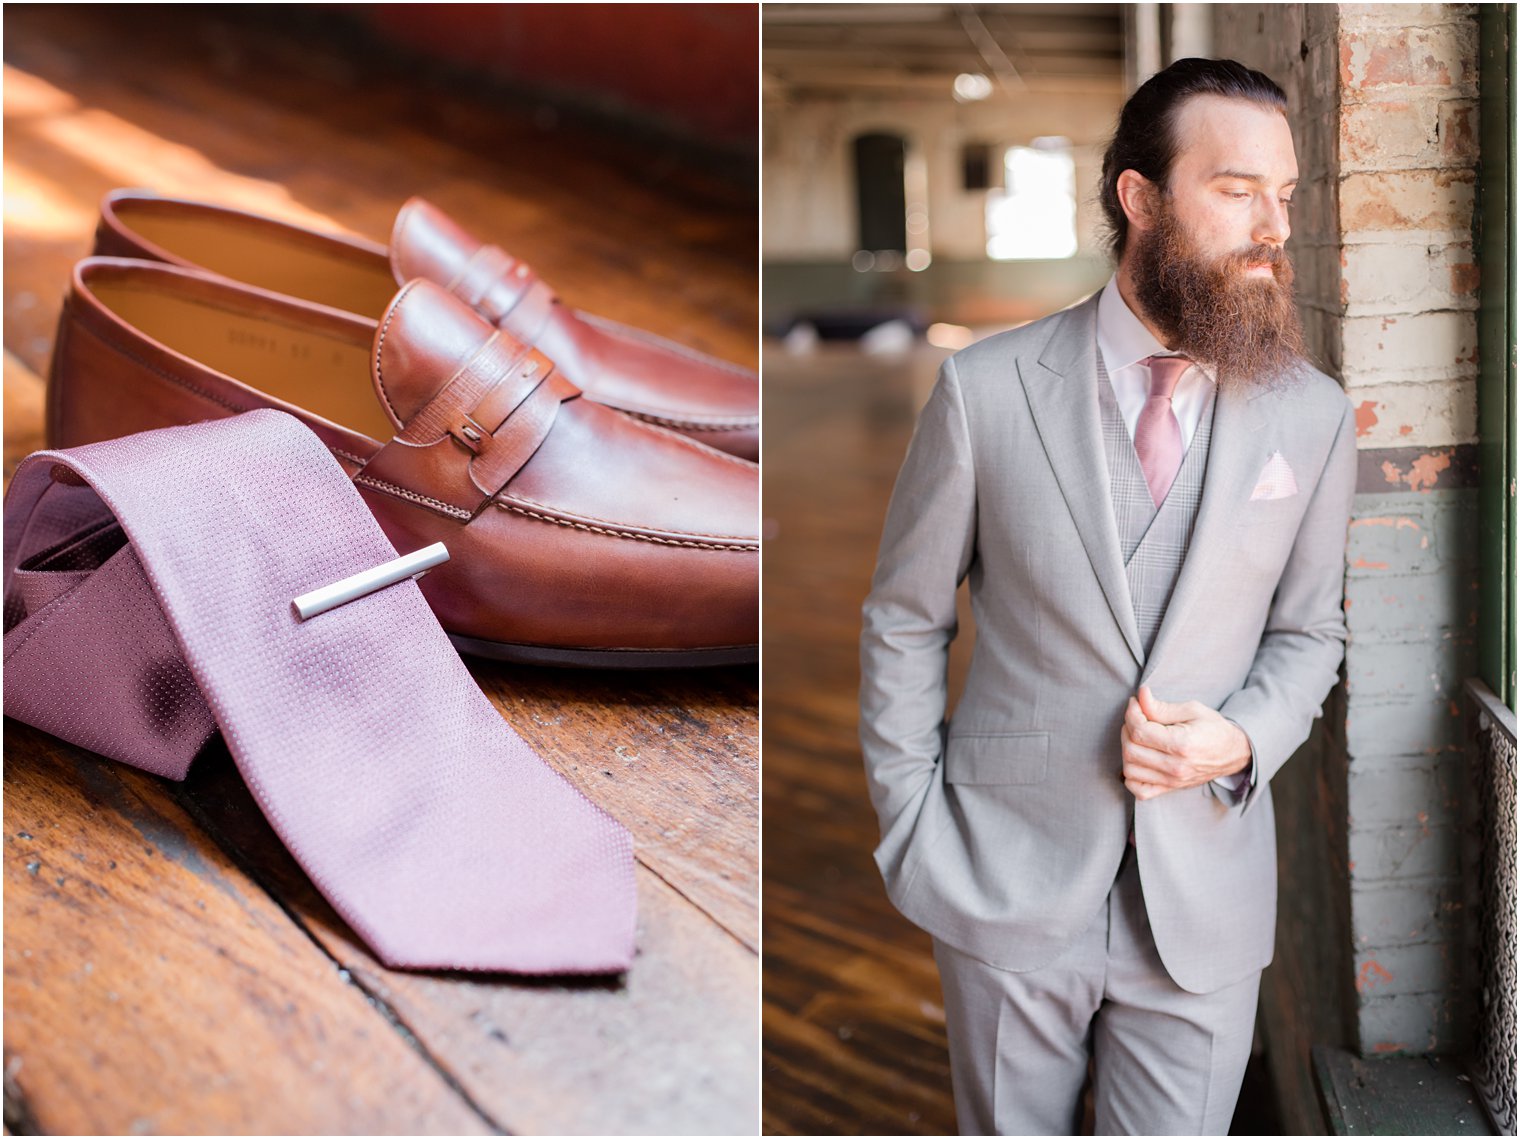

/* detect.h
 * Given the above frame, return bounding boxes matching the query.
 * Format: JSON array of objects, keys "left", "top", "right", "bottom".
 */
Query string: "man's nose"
[{"left": 1254, "top": 196, "right": 1290, "bottom": 247}]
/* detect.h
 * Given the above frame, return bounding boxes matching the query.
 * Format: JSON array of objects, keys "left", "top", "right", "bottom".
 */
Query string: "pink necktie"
[
  {"left": 1135, "top": 354, "right": 1190, "bottom": 507},
  {"left": 3, "top": 410, "right": 635, "bottom": 974}
]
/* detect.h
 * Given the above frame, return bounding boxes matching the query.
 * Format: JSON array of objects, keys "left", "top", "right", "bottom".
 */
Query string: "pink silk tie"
[
  {"left": 3, "top": 410, "right": 636, "bottom": 974},
  {"left": 1135, "top": 354, "right": 1190, "bottom": 507}
]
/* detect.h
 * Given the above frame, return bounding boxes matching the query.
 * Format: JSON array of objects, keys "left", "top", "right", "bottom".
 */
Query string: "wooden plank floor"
[
  {"left": 760, "top": 341, "right": 965, "bottom": 1136},
  {"left": 3, "top": 7, "right": 757, "bottom": 1135}
]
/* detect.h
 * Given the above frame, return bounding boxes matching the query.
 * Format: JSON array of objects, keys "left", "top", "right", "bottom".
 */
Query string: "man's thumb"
[{"left": 1138, "top": 685, "right": 1186, "bottom": 724}]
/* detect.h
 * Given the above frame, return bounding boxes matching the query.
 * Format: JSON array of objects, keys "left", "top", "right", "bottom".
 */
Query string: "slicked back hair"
[{"left": 1099, "top": 58, "right": 1289, "bottom": 260}]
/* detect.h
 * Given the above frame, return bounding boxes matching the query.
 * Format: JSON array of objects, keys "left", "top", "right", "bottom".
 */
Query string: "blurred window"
[
  {"left": 985, "top": 139, "right": 1078, "bottom": 261},
  {"left": 854, "top": 133, "right": 908, "bottom": 256}
]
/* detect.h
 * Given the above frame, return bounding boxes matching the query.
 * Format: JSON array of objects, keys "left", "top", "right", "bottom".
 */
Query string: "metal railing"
[{"left": 1466, "top": 677, "right": 1517, "bottom": 1135}]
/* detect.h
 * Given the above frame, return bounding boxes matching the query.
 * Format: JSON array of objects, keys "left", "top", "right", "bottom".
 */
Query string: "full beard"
[{"left": 1130, "top": 199, "right": 1307, "bottom": 390}]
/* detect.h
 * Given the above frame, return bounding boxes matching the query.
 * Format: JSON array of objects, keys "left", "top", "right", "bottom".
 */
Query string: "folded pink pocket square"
[{"left": 1250, "top": 451, "right": 1298, "bottom": 501}]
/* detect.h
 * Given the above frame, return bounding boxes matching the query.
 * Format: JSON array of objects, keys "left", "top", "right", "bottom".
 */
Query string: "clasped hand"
[{"left": 1121, "top": 686, "right": 1251, "bottom": 801}]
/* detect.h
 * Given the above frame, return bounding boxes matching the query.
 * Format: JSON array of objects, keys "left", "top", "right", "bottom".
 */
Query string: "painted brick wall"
[
  {"left": 1339, "top": 4, "right": 1481, "bottom": 452},
  {"left": 1336, "top": 2, "right": 1480, "bottom": 1056},
  {"left": 1215, "top": 0, "right": 1483, "bottom": 1083}
]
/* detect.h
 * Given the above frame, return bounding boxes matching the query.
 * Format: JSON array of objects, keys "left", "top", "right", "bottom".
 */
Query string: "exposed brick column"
[
  {"left": 1339, "top": 5, "right": 1480, "bottom": 450},
  {"left": 1337, "top": 3, "right": 1480, "bottom": 1055}
]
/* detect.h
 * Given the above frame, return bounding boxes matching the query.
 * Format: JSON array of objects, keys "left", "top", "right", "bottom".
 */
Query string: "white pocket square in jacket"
[{"left": 1250, "top": 451, "right": 1298, "bottom": 500}]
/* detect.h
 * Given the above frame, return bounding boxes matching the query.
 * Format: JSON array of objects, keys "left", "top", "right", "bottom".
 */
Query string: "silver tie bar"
[{"left": 292, "top": 542, "right": 450, "bottom": 621}]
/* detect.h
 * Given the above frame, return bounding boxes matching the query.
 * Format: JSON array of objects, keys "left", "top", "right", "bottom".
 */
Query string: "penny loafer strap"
[
  {"left": 359, "top": 334, "right": 581, "bottom": 520},
  {"left": 447, "top": 243, "right": 560, "bottom": 347},
  {"left": 447, "top": 243, "right": 544, "bottom": 323},
  {"left": 443, "top": 240, "right": 565, "bottom": 346}
]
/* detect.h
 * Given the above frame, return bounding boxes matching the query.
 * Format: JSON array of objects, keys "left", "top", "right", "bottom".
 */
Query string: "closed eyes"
[{"left": 1224, "top": 191, "right": 1294, "bottom": 206}]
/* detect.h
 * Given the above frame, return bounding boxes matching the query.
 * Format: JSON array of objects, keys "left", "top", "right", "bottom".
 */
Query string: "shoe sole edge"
[{"left": 447, "top": 633, "right": 757, "bottom": 670}]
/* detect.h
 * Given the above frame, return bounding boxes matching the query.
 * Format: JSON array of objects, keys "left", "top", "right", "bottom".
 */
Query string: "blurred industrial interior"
[{"left": 760, "top": 4, "right": 1515, "bottom": 1136}]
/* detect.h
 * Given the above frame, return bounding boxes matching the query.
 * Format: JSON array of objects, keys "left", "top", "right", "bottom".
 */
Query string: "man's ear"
[{"left": 1116, "top": 169, "right": 1158, "bottom": 234}]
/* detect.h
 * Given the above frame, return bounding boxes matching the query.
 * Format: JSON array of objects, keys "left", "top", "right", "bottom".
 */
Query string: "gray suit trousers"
[{"left": 933, "top": 850, "right": 1260, "bottom": 1136}]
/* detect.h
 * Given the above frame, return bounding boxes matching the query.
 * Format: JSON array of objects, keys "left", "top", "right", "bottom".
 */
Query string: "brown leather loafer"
[
  {"left": 48, "top": 258, "right": 757, "bottom": 668},
  {"left": 92, "top": 190, "right": 760, "bottom": 461}
]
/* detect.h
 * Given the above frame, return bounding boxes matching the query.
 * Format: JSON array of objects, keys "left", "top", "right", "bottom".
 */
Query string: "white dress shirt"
[
  {"left": 1097, "top": 275, "right": 1217, "bottom": 448},
  {"left": 1094, "top": 275, "right": 1254, "bottom": 799}
]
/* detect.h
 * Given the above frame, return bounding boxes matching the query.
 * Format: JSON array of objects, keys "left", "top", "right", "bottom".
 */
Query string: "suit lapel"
[
  {"left": 1021, "top": 294, "right": 1144, "bottom": 667},
  {"left": 1140, "top": 380, "right": 1266, "bottom": 682}
]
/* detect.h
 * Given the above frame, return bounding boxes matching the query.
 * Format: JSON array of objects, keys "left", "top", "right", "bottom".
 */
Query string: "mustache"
[{"left": 1225, "top": 244, "right": 1288, "bottom": 270}]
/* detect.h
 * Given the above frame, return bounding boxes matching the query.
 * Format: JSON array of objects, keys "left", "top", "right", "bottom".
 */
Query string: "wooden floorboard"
[
  {"left": 761, "top": 343, "right": 964, "bottom": 1135},
  {"left": 4, "top": 726, "right": 492, "bottom": 1136},
  {"left": 4, "top": 6, "right": 757, "bottom": 1134},
  {"left": 472, "top": 662, "right": 758, "bottom": 950}
]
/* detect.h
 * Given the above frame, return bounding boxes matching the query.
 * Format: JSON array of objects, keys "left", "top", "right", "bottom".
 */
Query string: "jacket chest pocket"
[
  {"left": 944, "top": 731, "right": 1049, "bottom": 785},
  {"left": 1232, "top": 496, "right": 1306, "bottom": 580}
]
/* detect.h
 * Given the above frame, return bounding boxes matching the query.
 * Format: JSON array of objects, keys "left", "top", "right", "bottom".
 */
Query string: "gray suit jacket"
[{"left": 859, "top": 292, "right": 1356, "bottom": 995}]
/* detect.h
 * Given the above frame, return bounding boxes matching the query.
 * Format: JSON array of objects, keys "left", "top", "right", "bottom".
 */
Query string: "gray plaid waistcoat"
[{"left": 1096, "top": 352, "right": 1216, "bottom": 657}]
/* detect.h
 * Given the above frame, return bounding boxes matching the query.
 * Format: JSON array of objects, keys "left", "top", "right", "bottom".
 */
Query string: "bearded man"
[{"left": 859, "top": 58, "right": 1355, "bottom": 1135}]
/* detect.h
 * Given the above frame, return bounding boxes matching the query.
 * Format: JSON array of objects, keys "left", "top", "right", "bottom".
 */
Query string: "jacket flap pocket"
[{"left": 944, "top": 732, "right": 1049, "bottom": 785}]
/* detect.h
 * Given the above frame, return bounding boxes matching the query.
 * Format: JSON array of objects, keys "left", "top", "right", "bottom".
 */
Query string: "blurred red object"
[{"left": 363, "top": 4, "right": 757, "bottom": 147}]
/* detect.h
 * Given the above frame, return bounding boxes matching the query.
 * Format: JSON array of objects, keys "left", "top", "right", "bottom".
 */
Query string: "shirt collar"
[
  {"left": 1095, "top": 275, "right": 1216, "bottom": 384},
  {"left": 1097, "top": 274, "right": 1163, "bottom": 375}
]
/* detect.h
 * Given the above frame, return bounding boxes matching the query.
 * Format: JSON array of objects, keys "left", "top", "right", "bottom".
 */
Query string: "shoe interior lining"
[
  {"left": 89, "top": 279, "right": 397, "bottom": 442},
  {"left": 118, "top": 207, "right": 400, "bottom": 319}
]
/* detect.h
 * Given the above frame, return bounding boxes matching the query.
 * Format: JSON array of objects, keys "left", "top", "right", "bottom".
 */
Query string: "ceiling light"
[{"left": 953, "top": 73, "right": 993, "bottom": 102}]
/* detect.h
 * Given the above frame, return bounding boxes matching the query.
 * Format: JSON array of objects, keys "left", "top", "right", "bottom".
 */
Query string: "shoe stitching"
[
  {"left": 372, "top": 279, "right": 422, "bottom": 427},
  {"left": 628, "top": 418, "right": 759, "bottom": 468},
  {"left": 356, "top": 471, "right": 753, "bottom": 550},
  {"left": 496, "top": 503, "right": 755, "bottom": 551},
  {"left": 330, "top": 446, "right": 368, "bottom": 469},
  {"left": 498, "top": 491, "right": 756, "bottom": 545},
  {"left": 579, "top": 311, "right": 756, "bottom": 378},
  {"left": 620, "top": 409, "right": 756, "bottom": 433},
  {"left": 353, "top": 473, "right": 472, "bottom": 520}
]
